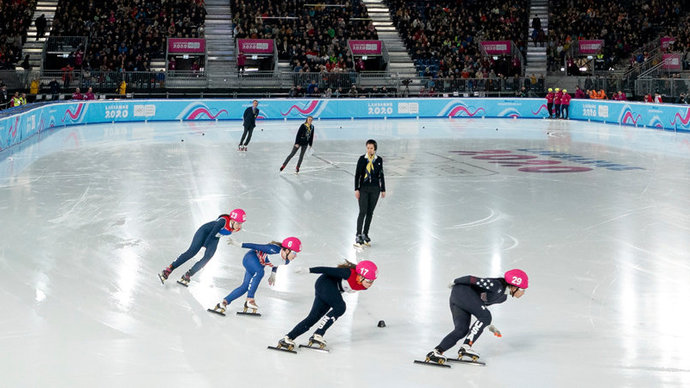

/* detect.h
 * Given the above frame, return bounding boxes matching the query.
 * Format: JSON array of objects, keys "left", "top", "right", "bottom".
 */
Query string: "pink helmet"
[
  {"left": 504, "top": 269, "right": 528, "bottom": 289},
  {"left": 356, "top": 260, "right": 378, "bottom": 280},
  {"left": 282, "top": 237, "right": 302, "bottom": 252},
  {"left": 229, "top": 208, "right": 246, "bottom": 223}
]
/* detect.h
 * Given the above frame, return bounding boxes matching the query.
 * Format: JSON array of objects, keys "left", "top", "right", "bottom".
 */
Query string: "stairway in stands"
[
  {"left": 362, "top": 0, "right": 418, "bottom": 87},
  {"left": 524, "top": 0, "right": 548, "bottom": 77},
  {"left": 22, "top": 0, "right": 58, "bottom": 71},
  {"left": 204, "top": 0, "right": 236, "bottom": 89}
]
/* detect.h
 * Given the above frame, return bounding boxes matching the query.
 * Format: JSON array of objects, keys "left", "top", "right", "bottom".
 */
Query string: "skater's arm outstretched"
[
  {"left": 241, "top": 242, "right": 281, "bottom": 255},
  {"left": 309, "top": 266, "right": 351, "bottom": 279}
]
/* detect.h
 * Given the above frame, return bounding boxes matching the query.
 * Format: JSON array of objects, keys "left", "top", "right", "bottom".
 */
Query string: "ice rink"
[{"left": 1, "top": 116, "right": 690, "bottom": 387}]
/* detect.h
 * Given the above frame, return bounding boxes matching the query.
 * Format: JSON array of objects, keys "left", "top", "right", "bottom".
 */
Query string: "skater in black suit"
[{"left": 425, "top": 269, "right": 528, "bottom": 364}]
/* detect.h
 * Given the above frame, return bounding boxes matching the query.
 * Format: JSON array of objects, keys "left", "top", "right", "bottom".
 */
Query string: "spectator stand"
[
  {"left": 236, "top": 39, "right": 278, "bottom": 75},
  {"left": 42, "top": 36, "right": 88, "bottom": 72},
  {"left": 349, "top": 39, "right": 389, "bottom": 75},
  {"left": 166, "top": 38, "right": 207, "bottom": 88},
  {"left": 557, "top": 39, "right": 608, "bottom": 77},
  {"left": 479, "top": 40, "right": 525, "bottom": 76},
  {"left": 349, "top": 39, "right": 394, "bottom": 96}
]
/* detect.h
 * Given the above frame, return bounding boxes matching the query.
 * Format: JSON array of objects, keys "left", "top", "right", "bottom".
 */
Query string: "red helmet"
[
  {"left": 356, "top": 260, "right": 378, "bottom": 280},
  {"left": 281, "top": 237, "right": 301, "bottom": 252},
  {"left": 229, "top": 208, "right": 246, "bottom": 223},
  {"left": 504, "top": 269, "right": 528, "bottom": 289}
]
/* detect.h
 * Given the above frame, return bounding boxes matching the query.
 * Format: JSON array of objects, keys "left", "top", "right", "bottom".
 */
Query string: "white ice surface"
[{"left": 1, "top": 118, "right": 689, "bottom": 387}]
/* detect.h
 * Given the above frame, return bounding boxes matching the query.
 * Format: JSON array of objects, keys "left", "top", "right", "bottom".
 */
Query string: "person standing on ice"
[
  {"left": 238, "top": 100, "right": 259, "bottom": 151},
  {"left": 275, "top": 260, "right": 378, "bottom": 350},
  {"left": 354, "top": 139, "right": 385, "bottom": 247},
  {"left": 280, "top": 115, "right": 315, "bottom": 174},
  {"left": 158, "top": 209, "right": 246, "bottom": 285},
  {"left": 209, "top": 237, "right": 301, "bottom": 314},
  {"left": 425, "top": 269, "right": 528, "bottom": 364}
]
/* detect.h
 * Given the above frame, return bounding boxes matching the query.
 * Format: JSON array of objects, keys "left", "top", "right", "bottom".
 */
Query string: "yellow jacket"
[{"left": 30, "top": 80, "right": 39, "bottom": 94}]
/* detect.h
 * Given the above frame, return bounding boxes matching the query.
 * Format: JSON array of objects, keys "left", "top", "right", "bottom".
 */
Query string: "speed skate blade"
[
  {"left": 414, "top": 360, "right": 450, "bottom": 368},
  {"left": 176, "top": 280, "right": 188, "bottom": 287},
  {"left": 447, "top": 357, "right": 486, "bottom": 366},
  {"left": 207, "top": 308, "right": 226, "bottom": 316},
  {"left": 268, "top": 346, "right": 296, "bottom": 354},
  {"left": 237, "top": 311, "right": 261, "bottom": 317},
  {"left": 299, "top": 344, "right": 329, "bottom": 353}
]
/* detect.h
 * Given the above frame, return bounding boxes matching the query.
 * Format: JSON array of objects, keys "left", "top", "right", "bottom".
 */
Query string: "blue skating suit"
[
  {"left": 170, "top": 215, "right": 236, "bottom": 277},
  {"left": 223, "top": 242, "right": 289, "bottom": 304}
]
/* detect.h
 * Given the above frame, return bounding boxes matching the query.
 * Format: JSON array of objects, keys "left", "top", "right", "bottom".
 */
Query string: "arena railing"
[{"left": 635, "top": 78, "right": 690, "bottom": 98}]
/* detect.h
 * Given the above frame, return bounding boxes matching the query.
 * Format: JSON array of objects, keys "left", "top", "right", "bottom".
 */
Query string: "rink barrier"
[{"left": 1, "top": 98, "right": 689, "bottom": 152}]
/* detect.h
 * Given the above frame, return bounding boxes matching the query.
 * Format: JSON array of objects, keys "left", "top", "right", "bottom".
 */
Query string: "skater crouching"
[
  {"left": 158, "top": 209, "right": 246, "bottom": 285},
  {"left": 425, "top": 269, "right": 528, "bottom": 364},
  {"left": 210, "top": 237, "right": 302, "bottom": 315},
  {"left": 354, "top": 139, "right": 385, "bottom": 247},
  {"left": 280, "top": 115, "right": 315, "bottom": 174},
  {"left": 276, "top": 260, "right": 378, "bottom": 350}
]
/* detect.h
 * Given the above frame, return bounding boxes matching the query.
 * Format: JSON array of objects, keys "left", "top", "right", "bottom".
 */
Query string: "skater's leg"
[
  {"left": 356, "top": 189, "right": 371, "bottom": 235},
  {"left": 187, "top": 237, "right": 219, "bottom": 276},
  {"left": 245, "top": 257, "right": 265, "bottom": 299},
  {"left": 286, "top": 296, "right": 330, "bottom": 340},
  {"left": 435, "top": 301, "right": 472, "bottom": 352},
  {"left": 223, "top": 256, "right": 261, "bottom": 304},
  {"left": 313, "top": 289, "right": 347, "bottom": 336},
  {"left": 239, "top": 126, "right": 250, "bottom": 146},
  {"left": 463, "top": 303, "right": 492, "bottom": 346},
  {"left": 282, "top": 145, "right": 300, "bottom": 166},
  {"left": 170, "top": 227, "right": 207, "bottom": 269},
  {"left": 242, "top": 127, "right": 255, "bottom": 146},
  {"left": 295, "top": 146, "right": 308, "bottom": 169},
  {"left": 362, "top": 188, "right": 380, "bottom": 236},
  {"left": 223, "top": 269, "right": 253, "bottom": 304}
]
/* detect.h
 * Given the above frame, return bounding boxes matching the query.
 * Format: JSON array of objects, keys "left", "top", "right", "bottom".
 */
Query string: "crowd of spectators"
[
  {"left": 0, "top": 0, "right": 36, "bottom": 70},
  {"left": 49, "top": 0, "right": 206, "bottom": 73},
  {"left": 231, "top": 0, "right": 378, "bottom": 75},
  {"left": 548, "top": 0, "right": 689, "bottom": 72},
  {"left": 386, "top": 0, "right": 528, "bottom": 82}
]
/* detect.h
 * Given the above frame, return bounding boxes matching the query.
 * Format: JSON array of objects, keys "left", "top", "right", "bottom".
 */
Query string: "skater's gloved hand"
[
  {"left": 488, "top": 325, "right": 502, "bottom": 337},
  {"left": 268, "top": 272, "right": 276, "bottom": 286},
  {"left": 226, "top": 238, "right": 242, "bottom": 247}
]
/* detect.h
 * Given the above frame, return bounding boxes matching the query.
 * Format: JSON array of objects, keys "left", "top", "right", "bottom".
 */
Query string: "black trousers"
[
  {"left": 286, "top": 277, "right": 346, "bottom": 340},
  {"left": 282, "top": 144, "right": 308, "bottom": 168},
  {"left": 239, "top": 126, "right": 254, "bottom": 146},
  {"left": 357, "top": 185, "right": 380, "bottom": 236},
  {"left": 547, "top": 102, "right": 553, "bottom": 117},
  {"left": 561, "top": 105, "right": 569, "bottom": 119},
  {"left": 436, "top": 285, "right": 492, "bottom": 352}
]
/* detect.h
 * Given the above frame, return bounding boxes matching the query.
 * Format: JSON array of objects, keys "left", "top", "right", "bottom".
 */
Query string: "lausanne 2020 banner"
[{"left": 2, "top": 98, "right": 689, "bottom": 151}]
